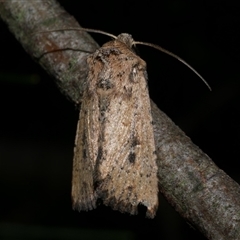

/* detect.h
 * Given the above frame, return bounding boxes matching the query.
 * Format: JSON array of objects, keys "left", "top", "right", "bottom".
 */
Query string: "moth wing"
[
  {"left": 72, "top": 93, "right": 99, "bottom": 211},
  {"left": 95, "top": 56, "right": 158, "bottom": 218}
]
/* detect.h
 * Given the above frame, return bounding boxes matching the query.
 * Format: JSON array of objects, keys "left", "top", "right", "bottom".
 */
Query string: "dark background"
[{"left": 1, "top": 0, "right": 240, "bottom": 239}]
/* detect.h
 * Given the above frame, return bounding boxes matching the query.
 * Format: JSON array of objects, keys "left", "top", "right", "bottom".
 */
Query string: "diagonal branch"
[{"left": 1, "top": 1, "right": 240, "bottom": 239}]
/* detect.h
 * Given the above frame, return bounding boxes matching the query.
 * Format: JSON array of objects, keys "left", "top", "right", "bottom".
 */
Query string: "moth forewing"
[
  {"left": 72, "top": 34, "right": 159, "bottom": 218},
  {"left": 72, "top": 95, "right": 98, "bottom": 211}
]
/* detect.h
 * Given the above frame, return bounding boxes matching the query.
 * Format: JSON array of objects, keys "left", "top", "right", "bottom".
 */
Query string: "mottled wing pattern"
[
  {"left": 72, "top": 88, "right": 100, "bottom": 210},
  {"left": 72, "top": 35, "right": 158, "bottom": 218}
]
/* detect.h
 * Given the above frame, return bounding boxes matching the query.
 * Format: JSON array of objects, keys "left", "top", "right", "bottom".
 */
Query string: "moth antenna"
[
  {"left": 35, "top": 27, "right": 210, "bottom": 90},
  {"left": 36, "top": 27, "right": 117, "bottom": 39},
  {"left": 134, "top": 41, "right": 211, "bottom": 90}
]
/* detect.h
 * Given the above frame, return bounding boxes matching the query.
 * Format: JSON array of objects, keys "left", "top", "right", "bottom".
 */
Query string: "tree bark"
[{"left": 1, "top": 1, "right": 240, "bottom": 239}]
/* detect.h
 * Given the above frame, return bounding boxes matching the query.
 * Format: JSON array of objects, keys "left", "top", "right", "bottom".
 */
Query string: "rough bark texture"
[
  {"left": 0, "top": 0, "right": 98, "bottom": 104},
  {"left": 1, "top": 1, "right": 240, "bottom": 239}
]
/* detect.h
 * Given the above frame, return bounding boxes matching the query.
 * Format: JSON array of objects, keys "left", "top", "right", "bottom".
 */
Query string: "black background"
[{"left": 1, "top": 0, "right": 240, "bottom": 239}]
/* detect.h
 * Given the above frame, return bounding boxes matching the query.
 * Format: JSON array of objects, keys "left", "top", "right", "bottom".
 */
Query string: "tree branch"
[{"left": 1, "top": 1, "right": 240, "bottom": 239}]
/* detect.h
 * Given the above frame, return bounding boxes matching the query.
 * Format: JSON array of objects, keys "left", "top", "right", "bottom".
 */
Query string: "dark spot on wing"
[
  {"left": 128, "top": 152, "right": 136, "bottom": 163},
  {"left": 96, "top": 146, "right": 103, "bottom": 162},
  {"left": 123, "top": 86, "right": 132, "bottom": 98},
  {"left": 97, "top": 78, "right": 114, "bottom": 90},
  {"left": 83, "top": 148, "right": 87, "bottom": 159},
  {"left": 117, "top": 71, "right": 125, "bottom": 78},
  {"left": 94, "top": 180, "right": 100, "bottom": 191},
  {"left": 131, "top": 136, "right": 140, "bottom": 147}
]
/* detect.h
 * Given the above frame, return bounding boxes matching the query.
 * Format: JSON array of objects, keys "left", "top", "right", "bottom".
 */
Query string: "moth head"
[
  {"left": 115, "top": 33, "right": 139, "bottom": 54},
  {"left": 116, "top": 33, "right": 135, "bottom": 49}
]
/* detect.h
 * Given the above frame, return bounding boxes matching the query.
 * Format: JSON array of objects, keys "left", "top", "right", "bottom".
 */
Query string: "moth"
[
  {"left": 69, "top": 29, "right": 210, "bottom": 218},
  {"left": 38, "top": 28, "right": 210, "bottom": 218},
  {"left": 72, "top": 33, "right": 158, "bottom": 218}
]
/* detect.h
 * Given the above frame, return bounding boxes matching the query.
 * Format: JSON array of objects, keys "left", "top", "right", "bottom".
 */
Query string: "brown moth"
[
  {"left": 72, "top": 33, "right": 158, "bottom": 218},
  {"left": 37, "top": 28, "right": 210, "bottom": 218}
]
